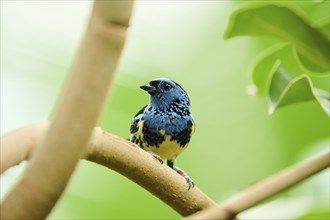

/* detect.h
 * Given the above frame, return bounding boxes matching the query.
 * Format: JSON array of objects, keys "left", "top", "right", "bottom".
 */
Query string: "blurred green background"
[{"left": 1, "top": 1, "right": 329, "bottom": 219}]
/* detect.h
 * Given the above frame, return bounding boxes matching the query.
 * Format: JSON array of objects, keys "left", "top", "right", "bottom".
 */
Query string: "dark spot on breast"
[
  {"left": 142, "top": 122, "right": 165, "bottom": 148},
  {"left": 170, "top": 120, "right": 193, "bottom": 147}
]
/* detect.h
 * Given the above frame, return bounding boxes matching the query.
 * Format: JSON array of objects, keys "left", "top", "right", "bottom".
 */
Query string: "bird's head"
[{"left": 140, "top": 78, "right": 190, "bottom": 109}]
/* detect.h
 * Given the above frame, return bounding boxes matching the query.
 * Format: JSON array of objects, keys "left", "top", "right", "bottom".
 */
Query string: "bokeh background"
[{"left": 1, "top": 1, "right": 329, "bottom": 219}]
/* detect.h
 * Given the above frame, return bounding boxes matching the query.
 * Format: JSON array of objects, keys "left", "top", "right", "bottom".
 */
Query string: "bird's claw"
[
  {"left": 172, "top": 165, "right": 195, "bottom": 190},
  {"left": 182, "top": 173, "right": 195, "bottom": 190},
  {"left": 147, "top": 151, "right": 163, "bottom": 164}
]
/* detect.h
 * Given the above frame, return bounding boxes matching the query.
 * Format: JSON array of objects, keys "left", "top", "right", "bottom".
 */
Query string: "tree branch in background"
[
  {"left": 0, "top": 122, "right": 218, "bottom": 216},
  {"left": 0, "top": 122, "right": 50, "bottom": 174},
  {"left": 187, "top": 150, "right": 330, "bottom": 220},
  {"left": 0, "top": 1, "right": 133, "bottom": 219}
]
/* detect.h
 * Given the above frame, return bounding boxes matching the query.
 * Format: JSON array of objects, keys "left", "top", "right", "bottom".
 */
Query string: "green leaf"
[
  {"left": 294, "top": 48, "right": 330, "bottom": 75},
  {"left": 249, "top": 45, "right": 282, "bottom": 97},
  {"left": 250, "top": 43, "right": 328, "bottom": 96},
  {"left": 224, "top": 4, "right": 330, "bottom": 74},
  {"left": 294, "top": 19, "right": 330, "bottom": 74},
  {"left": 250, "top": 44, "right": 302, "bottom": 96},
  {"left": 268, "top": 66, "right": 329, "bottom": 116},
  {"left": 314, "top": 88, "right": 330, "bottom": 116},
  {"left": 316, "top": 19, "right": 330, "bottom": 40}
]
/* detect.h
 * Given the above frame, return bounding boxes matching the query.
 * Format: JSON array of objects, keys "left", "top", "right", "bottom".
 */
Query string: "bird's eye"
[{"left": 162, "top": 83, "right": 171, "bottom": 91}]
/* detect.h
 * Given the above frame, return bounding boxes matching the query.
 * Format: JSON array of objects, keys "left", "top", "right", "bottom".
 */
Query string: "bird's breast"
[
  {"left": 145, "top": 135, "right": 187, "bottom": 160},
  {"left": 131, "top": 110, "right": 194, "bottom": 160}
]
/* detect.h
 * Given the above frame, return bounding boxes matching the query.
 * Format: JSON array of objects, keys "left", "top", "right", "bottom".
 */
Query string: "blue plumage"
[{"left": 130, "top": 78, "right": 195, "bottom": 189}]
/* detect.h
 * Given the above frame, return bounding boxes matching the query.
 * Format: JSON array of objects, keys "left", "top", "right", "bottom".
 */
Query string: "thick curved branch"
[
  {"left": 2, "top": 123, "right": 328, "bottom": 218},
  {"left": 187, "top": 150, "right": 330, "bottom": 220},
  {"left": 88, "top": 128, "right": 218, "bottom": 216},
  {"left": 0, "top": 122, "right": 218, "bottom": 216},
  {"left": 0, "top": 1, "right": 133, "bottom": 219}
]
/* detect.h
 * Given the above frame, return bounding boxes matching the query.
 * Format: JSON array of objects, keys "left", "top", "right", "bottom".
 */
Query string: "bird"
[{"left": 130, "top": 78, "right": 196, "bottom": 189}]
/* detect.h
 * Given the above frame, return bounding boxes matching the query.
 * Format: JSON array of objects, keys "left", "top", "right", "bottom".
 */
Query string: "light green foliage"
[
  {"left": 225, "top": 2, "right": 330, "bottom": 116},
  {"left": 250, "top": 44, "right": 301, "bottom": 96},
  {"left": 318, "top": 19, "right": 330, "bottom": 40},
  {"left": 224, "top": 3, "right": 329, "bottom": 73},
  {"left": 268, "top": 66, "right": 329, "bottom": 116}
]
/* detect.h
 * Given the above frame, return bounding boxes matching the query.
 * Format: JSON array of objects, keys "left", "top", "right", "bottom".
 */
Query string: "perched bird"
[{"left": 130, "top": 78, "right": 196, "bottom": 189}]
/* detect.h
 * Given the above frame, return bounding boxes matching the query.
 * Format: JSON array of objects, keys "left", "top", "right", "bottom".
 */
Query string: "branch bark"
[
  {"left": 1, "top": 123, "right": 329, "bottom": 219},
  {"left": 0, "top": 122, "right": 218, "bottom": 216},
  {"left": 0, "top": 1, "right": 133, "bottom": 219},
  {"left": 0, "top": 122, "right": 49, "bottom": 174},
  {"left": 187, "top": 150, "right": 330, "bottom": 220}
]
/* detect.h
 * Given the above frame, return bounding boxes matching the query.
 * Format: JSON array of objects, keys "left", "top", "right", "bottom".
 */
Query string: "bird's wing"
[{"left": 130, "top": 105, "right": 147, "bottom": 134}]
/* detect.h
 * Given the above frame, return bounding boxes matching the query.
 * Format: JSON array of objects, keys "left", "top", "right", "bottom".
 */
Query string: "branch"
[
  {"left": 0, "top": 122, "right": 218, "bottom": 216},
  {"left": 2, "top": 125, "right": 328, "bottom": 219},
  {"left": 0, "top": 122, "right": 49, "bottom": 174},
  {"left": 88, "top": 129, "right": 218, "bottom": 216},
  {"left": 0, "top": 1, "right": 133, "bottom": 219},
  {"left": 187, "top": 150, "right": 330, "bottom": 220}
]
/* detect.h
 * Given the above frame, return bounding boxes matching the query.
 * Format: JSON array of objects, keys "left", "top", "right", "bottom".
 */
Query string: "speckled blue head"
[{"left": 140, "top": 78, "right": 190, "bottom": 110}]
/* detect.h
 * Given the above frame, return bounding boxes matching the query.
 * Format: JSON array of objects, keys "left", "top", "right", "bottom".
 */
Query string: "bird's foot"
[
  {"left": 172, "top": 165, "right": 195, "bottom": 190},
  {"left": 147, "top": 151, "right": 163, "bottom": 164}
]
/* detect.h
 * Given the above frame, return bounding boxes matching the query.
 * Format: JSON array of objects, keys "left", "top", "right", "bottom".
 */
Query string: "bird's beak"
[{"left": 140, "top": 83, "right": 157, "bottom": 94}]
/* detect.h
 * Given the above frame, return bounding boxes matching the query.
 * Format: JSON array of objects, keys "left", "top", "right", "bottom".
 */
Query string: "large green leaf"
[
  {"left": 294, "top": 19, "right": 330, "bottom": 74},
  {"left": 316, "top": 18, "right": 330, "bottom": 40},
  {"left": 295, "top": 19, "right": 330, "bottom": 74},
  {"left": 268, "top": 66, "right": 329, "bottom": 116},
  {"left": 224, "top": 4, "right": 329, "bottom": 74},
  {"left": 294, "top": 49, "right": 329, "bottom": 74},
  {"left": 250, "top": 44, "right": 302, "bottom": 96}
]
